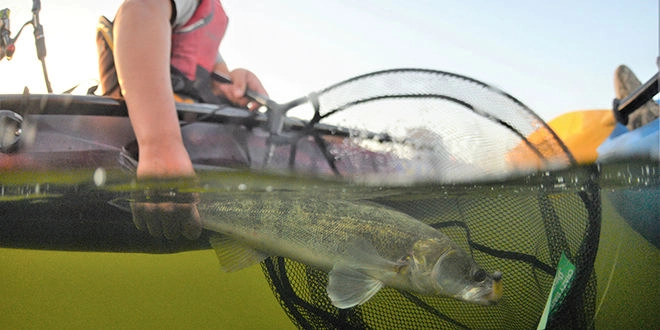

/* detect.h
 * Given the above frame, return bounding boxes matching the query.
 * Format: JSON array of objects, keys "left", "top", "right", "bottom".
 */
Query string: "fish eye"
[{"left": 473, "top": 269, "right": 488, "bottom": 282}]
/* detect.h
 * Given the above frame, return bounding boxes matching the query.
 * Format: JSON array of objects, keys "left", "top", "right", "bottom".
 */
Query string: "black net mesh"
[
  {"left": 261, "top": 180, "right": 601, "bottom": 329},
  {"left": 257, "top": 69, "right": 600, "bottom": 329}
]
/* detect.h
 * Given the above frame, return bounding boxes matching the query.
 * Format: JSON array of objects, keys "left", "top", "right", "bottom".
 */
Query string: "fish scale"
[{"left": 198, "top": 194, "right": 440, "bottom": 264}]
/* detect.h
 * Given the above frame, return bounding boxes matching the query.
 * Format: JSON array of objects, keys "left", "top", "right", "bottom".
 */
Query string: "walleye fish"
[{"left": 198, "top": 193, "right": 502, "bottom": 309}]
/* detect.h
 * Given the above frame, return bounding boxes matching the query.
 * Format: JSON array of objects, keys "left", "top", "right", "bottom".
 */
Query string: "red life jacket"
[{"left": 170, "top": 0, "right": 228, "bottom": 102}]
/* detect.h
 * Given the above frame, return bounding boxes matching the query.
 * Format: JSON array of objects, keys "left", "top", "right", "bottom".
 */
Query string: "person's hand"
[
  {"left": 130, "top": 142, "right": 202, "bottom": 240},
  {"left": 212, "top": 68, "right": 267, "bottom": 111},
  {"left": 130, "top": 182, "right": 202, "bottom": 240}
]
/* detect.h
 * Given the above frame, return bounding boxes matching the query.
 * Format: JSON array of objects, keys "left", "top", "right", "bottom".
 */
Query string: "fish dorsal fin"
[
  {"left": 327, "top": 263, "right": 384, "bottom": 309},
  {"left": 209, "top": 234, "right": 268, "bottom": 272}
]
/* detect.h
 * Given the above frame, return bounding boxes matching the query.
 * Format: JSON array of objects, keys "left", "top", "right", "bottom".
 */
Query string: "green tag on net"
[{"left": 537, "top": 252, "right": 576, "bottom": 330}]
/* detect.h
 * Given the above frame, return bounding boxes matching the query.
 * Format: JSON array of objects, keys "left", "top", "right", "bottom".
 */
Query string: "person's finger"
[
  {"left": 215, "top": 83, "right": 249, "bottom": 108},
  {"left": 161, "top": 205, "right": 183, "bottom": 240},
  {"left": 230, "top": 70, "right": 248, "bottom": 99},
  {"left": 131, "top": 200, "right": 159, "bottom": 233},
  {"left": 245, "top": 72, "right": 267, "bottom": 96},
  {"left": 181, "top": 204, "right": 202, "bottom": 240},
  {"left": 131, "top": 203, "right": 147, "bottom": 232},
  {"left": 144, "top": 206, "right": 164, "bottom": 238},
  {"left": 233, "top": 96, "right": 251, "bottom": 108}
]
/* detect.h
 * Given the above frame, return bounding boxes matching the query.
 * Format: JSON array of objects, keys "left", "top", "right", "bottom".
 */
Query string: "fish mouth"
[
  {"left": 490, "top": 271, "right": 503, "bottom": 301},
  {"left": 459, "top": 271, "right": 503, "bottom": 305}
]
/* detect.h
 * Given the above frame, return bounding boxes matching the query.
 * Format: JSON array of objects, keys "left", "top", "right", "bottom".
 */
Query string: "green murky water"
[
  {"left": 0, "top": 249, "right": 293, "bottom": 329},
  {"left": 1, "top": 160, "right": 658, "bottom": 329},
  {"left": 595, "top": 198, "right": 659, "bottom": 329}
]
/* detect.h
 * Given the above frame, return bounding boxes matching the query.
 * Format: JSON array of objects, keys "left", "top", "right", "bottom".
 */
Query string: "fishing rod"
[{"left": 0, "top": 0, "right": 53, "bottom": 93}]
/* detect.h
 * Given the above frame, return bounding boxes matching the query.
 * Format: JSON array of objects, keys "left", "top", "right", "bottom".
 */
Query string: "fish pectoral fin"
[
  {"left": 326, "top": 263, "right": 385, "bottom": 309},
  {"left": 209, "top": 234, "right": 268, "bottom": 272}
]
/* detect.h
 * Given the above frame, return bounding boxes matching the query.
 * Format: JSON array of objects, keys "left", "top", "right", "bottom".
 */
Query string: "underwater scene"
[
  {"left": 1, "top": 158, "right": 657, "bottom": 329},
  {"left": 1, "top": 0, "right": 657, "bottom": 328}
]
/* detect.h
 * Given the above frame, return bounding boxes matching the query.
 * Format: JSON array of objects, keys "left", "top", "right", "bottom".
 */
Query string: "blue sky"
[{"left": 1, "top": 0, "right": 657, "bottom": 121}]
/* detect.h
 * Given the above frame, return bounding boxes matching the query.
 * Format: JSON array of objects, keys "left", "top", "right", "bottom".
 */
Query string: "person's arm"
[
  {"left": 114, "top": 0, "right": 194, "bottom": 179},
  {"left": 114, "top": 0, "right": 201, "bottom": 240}
]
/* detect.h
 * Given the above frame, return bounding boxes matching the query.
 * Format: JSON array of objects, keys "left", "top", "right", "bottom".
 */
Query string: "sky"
[{"left": 0, "top": 0, "right": 657, "bottom": 121}]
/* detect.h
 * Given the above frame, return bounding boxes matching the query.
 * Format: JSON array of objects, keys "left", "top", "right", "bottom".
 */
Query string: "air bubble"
[{"left": 93, "top": 167, "right": 107, "bottom": 186}]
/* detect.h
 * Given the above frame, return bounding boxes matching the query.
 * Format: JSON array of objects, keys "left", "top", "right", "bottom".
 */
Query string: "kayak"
[
  {"left": 0, "top": 92, "right": 405, "bottom": 253},
  {"left": 0, "top": 93, "right": 373, "bottom": 175}
]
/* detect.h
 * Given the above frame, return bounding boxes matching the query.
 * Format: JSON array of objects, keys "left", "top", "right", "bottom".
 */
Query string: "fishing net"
[
  {"left": 250, "top": 69, "right": 575, "bottom": 183},
  {"left": 256, "top": 69, "right": 600, "bottom": 329}
]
